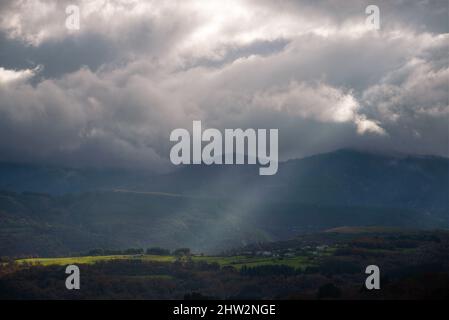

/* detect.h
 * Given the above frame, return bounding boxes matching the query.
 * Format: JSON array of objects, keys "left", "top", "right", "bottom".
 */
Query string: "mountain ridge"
[{"left": 0, "top": 149, "right": 447, "bottom": 256}]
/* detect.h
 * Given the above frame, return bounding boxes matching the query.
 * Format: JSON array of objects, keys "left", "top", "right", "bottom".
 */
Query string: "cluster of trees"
[
  {"left": 240, "top": 265, "right": 298, "bottom": 277},
  {"left": 2, "top": 230, "right": 449, "bottom": 300},
  {"left": 85, "top": 247, "right": 179, "bottom": 256},
  {"left": 2, "top": 256, "right": 447, "bottom": 300}
]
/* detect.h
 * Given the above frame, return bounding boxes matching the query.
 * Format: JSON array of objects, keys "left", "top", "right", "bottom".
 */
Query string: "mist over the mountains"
[{"left": 0, "top": 150, "right": 447, "bottom": 256}]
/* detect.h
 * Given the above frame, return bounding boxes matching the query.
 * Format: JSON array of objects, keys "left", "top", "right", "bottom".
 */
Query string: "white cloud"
[
  {"left": 0, "top": 66, "right": 38, "bottom": 85},
  {"left": 251, "top": 81, "right": 385, "bottom": 135}
]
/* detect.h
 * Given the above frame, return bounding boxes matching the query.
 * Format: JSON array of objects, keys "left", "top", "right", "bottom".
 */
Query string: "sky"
[{"left": 0, "top": 0, "right": 447, "bottom": 172}]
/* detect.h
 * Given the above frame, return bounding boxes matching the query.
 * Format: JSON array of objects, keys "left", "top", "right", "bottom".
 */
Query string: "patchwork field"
[
  {"left": 2, "top": 229, "right": 448, "bottom": 299},
  {"left": 16, "top": 255, "right": 175, "bottom": 266},
  {"left": 16, "top": 254, "right": 315, "bottom": 270}
]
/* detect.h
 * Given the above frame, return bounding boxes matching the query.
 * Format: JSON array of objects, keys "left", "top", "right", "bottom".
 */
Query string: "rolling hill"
[{"left": 0, "top": 149, "right": 447, "bottom": 256}]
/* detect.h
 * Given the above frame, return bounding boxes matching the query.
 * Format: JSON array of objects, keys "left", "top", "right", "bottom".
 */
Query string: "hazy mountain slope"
[
  {"left": 167, "top": 149, "right": 449, "bottom": 211},
  {"left": 1, "top": 150, "right": 447, "bottom": 213},
  {"left": 0, "top": 150, "right": 447, "bottom": 256},
  {"left": 0, "top": 191, "right": 445, "bottom": 257},
  {"left": 0, "top": 191, "right": 272, "bottom": 256}
]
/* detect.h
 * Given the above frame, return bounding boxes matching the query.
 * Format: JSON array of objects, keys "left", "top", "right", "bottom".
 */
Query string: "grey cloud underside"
[
  {"left": 0, "top": 32, "right": 116, "bottom": 79},
  {"left": 0, "top": 0, "right": 447, "bottom": 171}
]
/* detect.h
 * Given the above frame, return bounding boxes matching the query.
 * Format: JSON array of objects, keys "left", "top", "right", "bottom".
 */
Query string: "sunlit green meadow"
[{"left": 16, "top": 254, "right": 315, "bottom": 270}]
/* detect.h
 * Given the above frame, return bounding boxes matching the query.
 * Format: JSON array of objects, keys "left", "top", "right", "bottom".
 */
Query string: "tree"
[
  {"left": 146, "top": 247, "right": 170, "bottom": 255},
  {"left": 173, "top": 248, "right": 191, "bottom": 257},
  {"left": 124, "top": 248, "right": 144, "bottom": 255}
]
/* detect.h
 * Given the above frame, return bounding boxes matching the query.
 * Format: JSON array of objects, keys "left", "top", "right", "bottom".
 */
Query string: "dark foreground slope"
[{"left": 1, "top": 229, "right": 448, "bottom": 299}]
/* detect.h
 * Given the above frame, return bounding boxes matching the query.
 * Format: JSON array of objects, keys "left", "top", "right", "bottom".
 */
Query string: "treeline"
[
  {"left": 240, "top": 265, "right": 298, "bottom": 276},
  {"left": 83, "top": 247, "right": 192, "bottom": 256},
  {"left": 239, "top": 265, "right": 325, "bottom": 277}
]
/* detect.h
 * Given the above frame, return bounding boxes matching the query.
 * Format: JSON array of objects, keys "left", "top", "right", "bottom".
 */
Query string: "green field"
[
  {"left": 16, "top": 254, "right": 314, "bottom": 270},
  {"left": 193, "top": 255, "right": 314, "bottom": 270},
  {"left": 16, "top": 255, "right": 175, "bottom": 266}
]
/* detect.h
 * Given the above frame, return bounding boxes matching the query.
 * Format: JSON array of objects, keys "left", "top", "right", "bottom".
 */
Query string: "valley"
[
  {"left": 1, "top": 228, "right": 448, "bottom": 299},
  {"left": 0, "top": 150, "right": 447, "bottom": 257}
]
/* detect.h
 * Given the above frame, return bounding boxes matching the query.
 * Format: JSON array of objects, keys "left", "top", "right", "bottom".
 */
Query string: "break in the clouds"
[{"left": 0, "top": 0, "right": 447, "bottom": 171}]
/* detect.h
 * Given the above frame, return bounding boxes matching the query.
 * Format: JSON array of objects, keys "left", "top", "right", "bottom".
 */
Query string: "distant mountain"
[
  {"left": 162, "top": 149, "right": 449, "bottom": 212},
  {"left": 0, "top": 149, "right": 447, "bottom": 256},
  {"left": 1, "top": 149, "right": 448, "bottom": 210}
]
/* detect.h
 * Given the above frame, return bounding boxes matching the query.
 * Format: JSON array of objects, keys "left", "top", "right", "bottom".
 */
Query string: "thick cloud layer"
[{"left": 0, "top": 0, "right": 447, "bottom": 171}]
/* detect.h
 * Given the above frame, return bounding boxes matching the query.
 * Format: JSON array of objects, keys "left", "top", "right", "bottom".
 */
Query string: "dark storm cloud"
[
  {"left": 0, "top": 31, "right": 116, "bottom": 79},
  {"left": 0, "top": 0, "right": 447, "bottom": 170}
]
